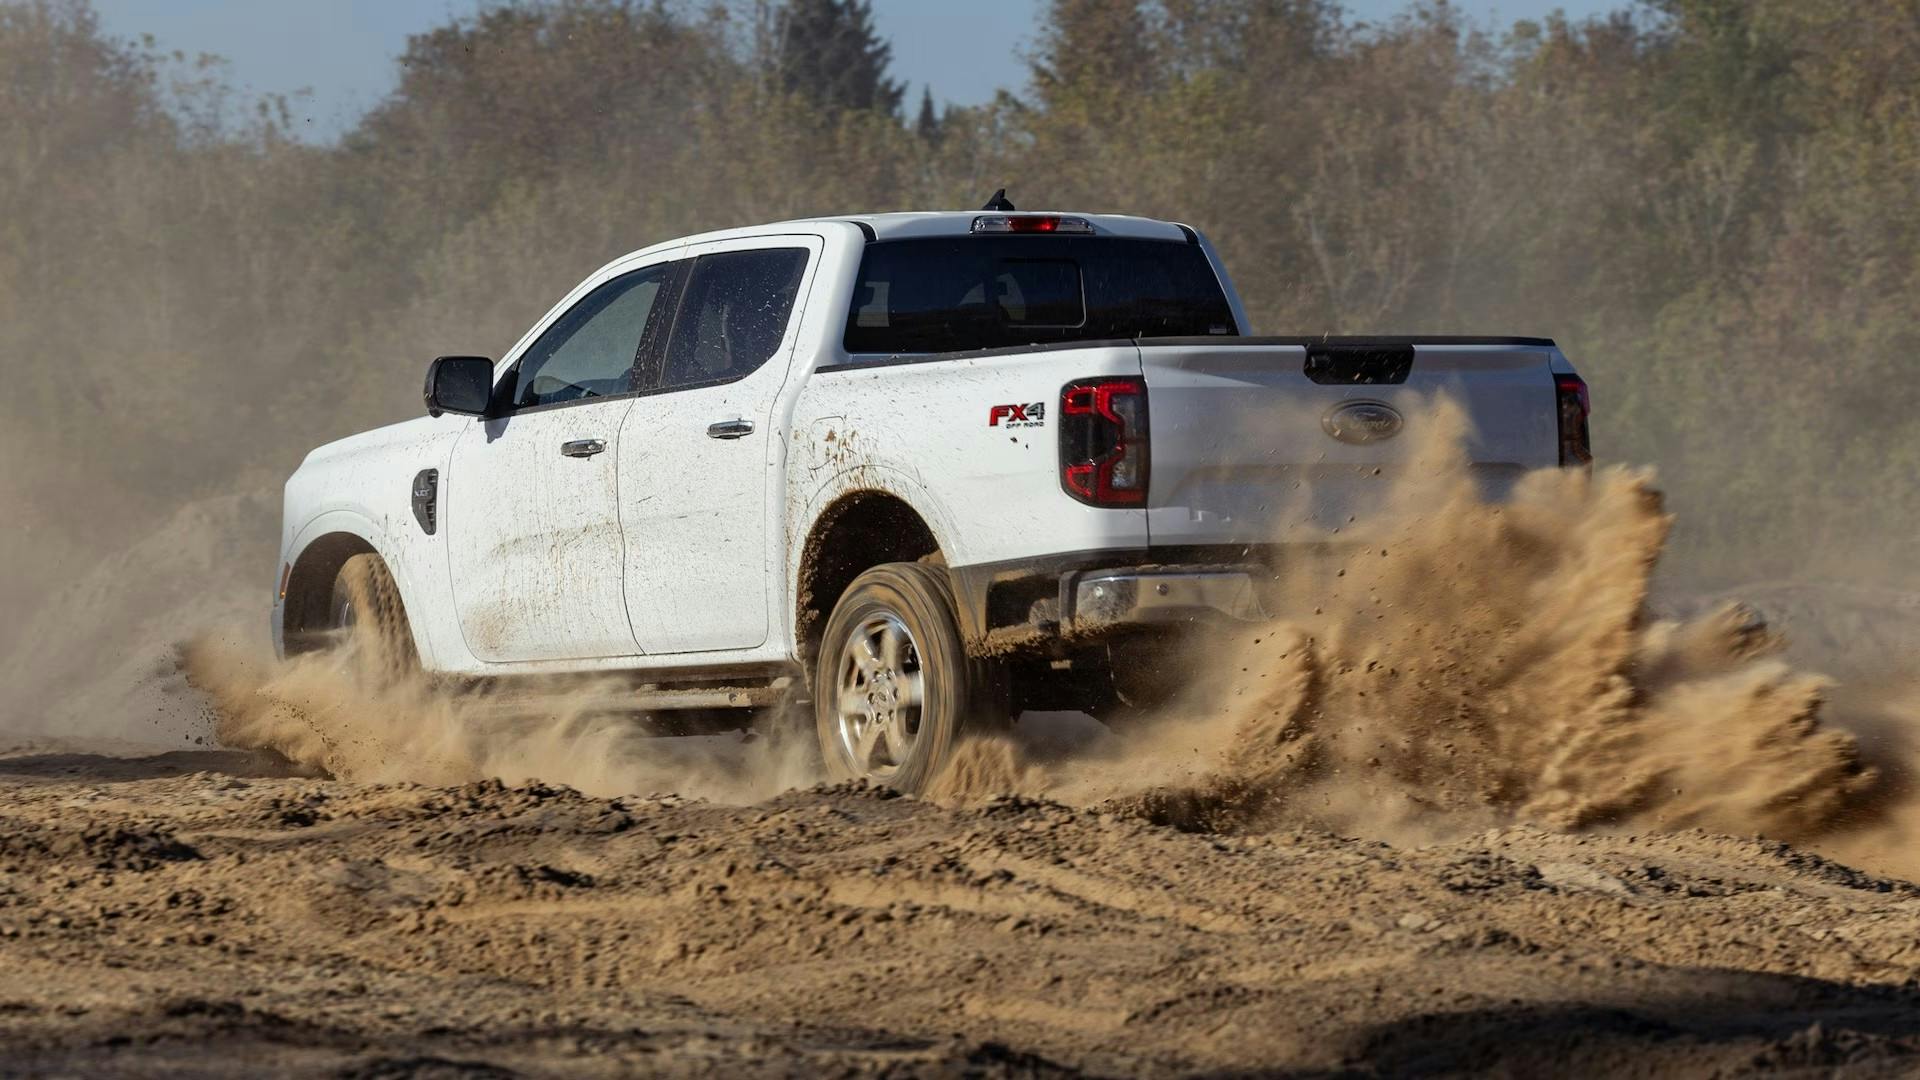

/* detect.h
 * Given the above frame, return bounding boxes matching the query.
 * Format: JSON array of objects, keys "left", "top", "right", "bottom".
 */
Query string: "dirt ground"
[
  {"left": 6, "top": 462, "right": 1920, "bottom": 1076},
  {"left": 2, "top": 736, "right": 1919, "bottom": 1078}
]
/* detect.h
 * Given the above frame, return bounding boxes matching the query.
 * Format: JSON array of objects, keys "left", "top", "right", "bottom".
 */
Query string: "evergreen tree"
[
  {"left": 914, "top": 85, "right": 940, "bottom": 141},
  {"left": 772, "top": 0, "right": 904, "bottom": 115}
]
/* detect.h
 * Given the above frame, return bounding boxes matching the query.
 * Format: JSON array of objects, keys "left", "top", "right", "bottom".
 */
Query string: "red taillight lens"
[
  {"left": 1060, "top": 377, "right": 1149, "bottom": 506},
  {"left": 1556, "top": 373, "right": 1592, "bottom": 466}
]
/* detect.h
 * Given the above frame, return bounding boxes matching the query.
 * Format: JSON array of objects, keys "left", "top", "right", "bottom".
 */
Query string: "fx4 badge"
[{"left": 989, "top": 402, "right": 1047, "bottom": 428}]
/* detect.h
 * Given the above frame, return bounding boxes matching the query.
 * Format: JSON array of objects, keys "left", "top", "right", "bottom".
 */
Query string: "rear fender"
[{"left": 786, "top": 465, "right": 963, "bottom": 648}]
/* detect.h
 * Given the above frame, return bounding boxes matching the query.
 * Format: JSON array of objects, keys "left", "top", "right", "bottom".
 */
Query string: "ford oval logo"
[{"left": 1322, "top": 401, "right": 1404, "bottom": 444}]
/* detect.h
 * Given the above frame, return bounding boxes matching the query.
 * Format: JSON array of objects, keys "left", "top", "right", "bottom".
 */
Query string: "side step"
[
  {"left": 630, "top": 682, "right": 791, "bottom": 710},
  {"left": 461, "top": 676, "right": 800, "bottom": 722}
]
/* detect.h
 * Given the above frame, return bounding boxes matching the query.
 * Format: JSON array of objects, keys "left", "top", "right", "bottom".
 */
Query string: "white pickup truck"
[{"left": 274, "top": 200, "right": 1591, "bottom": 790}]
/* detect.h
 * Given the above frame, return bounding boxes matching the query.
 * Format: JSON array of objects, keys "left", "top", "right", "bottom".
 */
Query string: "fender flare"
[
  {"left": 787, "top": 465, "right": 963, "bottom": 642},
  {"left": 279, "top": 510, "right": 430, "bottom": 663}
]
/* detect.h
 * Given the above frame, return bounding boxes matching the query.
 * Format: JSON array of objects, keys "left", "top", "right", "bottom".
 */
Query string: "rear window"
[{"left": 844, "top": 236, "right": 1237, "bottom": 354}]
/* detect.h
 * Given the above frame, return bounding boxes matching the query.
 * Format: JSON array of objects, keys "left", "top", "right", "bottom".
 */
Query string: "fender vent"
[{"left": 411, "top": 469, "right": 439, "bottom": 535}]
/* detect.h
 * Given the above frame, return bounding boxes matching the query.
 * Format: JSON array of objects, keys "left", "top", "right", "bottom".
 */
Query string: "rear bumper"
[
  {"left": 948, "top": 549, "right": 1274, "bottom": 649},
  {"left": 1065, "top": 568, "right": 1264, "bottom": 632}
]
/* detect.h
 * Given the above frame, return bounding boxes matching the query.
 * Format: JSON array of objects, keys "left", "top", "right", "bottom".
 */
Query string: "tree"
[
  {"left": 772, "top": 0, "right": 903, "bottom": 115},
  {"left": 914, "top": 85, "right": 940, "bottom": 141},
  {"left": 349, "top": 0, "right": 727, "bottom": 242},
  {"left": 1029, "top": 0, "right": 1157, "bottom": 109}
]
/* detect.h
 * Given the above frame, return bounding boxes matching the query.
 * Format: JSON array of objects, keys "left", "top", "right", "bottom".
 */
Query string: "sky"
[{"left": 92, "top": 0, "right": 1625, "bottom": 143}]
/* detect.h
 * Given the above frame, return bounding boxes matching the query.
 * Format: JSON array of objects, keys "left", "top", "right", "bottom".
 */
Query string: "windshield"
[{"left": 843, "top": 236, "right": 1237, "bottom": 354}]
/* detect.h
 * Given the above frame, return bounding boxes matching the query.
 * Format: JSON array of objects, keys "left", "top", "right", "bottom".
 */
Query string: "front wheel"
[
  {"left": 330, "top": 553, "right": 417, "bottom": 689},
  {"left": 813, "top": 562, "right": 1005, "bottom": 792}
]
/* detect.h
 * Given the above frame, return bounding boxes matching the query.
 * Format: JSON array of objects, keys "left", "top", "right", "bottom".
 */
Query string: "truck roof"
[{"left": 625, "top": 211, "right": 1193, "bottom": 259}]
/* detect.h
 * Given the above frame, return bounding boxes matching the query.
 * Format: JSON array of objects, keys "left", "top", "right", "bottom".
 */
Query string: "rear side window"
[
  {"left": 844, "top": 236, "right": 1236, "bottom": 354},
  {"left": 657, "top": 247, "right": 810, "bottom": 390}
]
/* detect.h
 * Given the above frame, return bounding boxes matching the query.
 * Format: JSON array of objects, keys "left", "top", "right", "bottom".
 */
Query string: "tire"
[
  {"left": 813, "top": 562, "right": 1006, "bottom": 792},
  {"left": 329, "top": 553, "right": 418, "bottom": 688}
]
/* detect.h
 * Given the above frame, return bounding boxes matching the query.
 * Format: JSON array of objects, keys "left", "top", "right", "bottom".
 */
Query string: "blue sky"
[{"left": 93, "top": 0, "right": 1625, "bottom": 142}]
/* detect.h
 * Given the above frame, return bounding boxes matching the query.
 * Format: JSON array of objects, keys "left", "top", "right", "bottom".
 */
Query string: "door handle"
[
  {"left": 707, "top": 419, "right": 755, "bottom": 440},
  {"left": 560, "top": 438, "right": 607, "bottom": 458}
]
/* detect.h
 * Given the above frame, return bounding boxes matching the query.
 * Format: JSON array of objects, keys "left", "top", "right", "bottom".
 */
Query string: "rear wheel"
[
  {"left": 814, "top": 562, "right": 1005, "bottom": 792},
  {"left": 329, "top": 553, "right": 417, "bottom": 688}
]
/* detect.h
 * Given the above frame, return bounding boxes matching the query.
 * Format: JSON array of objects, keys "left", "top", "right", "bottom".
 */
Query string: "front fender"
[{"left": 276, "top": 510, "right": 431, "bottom": 664}]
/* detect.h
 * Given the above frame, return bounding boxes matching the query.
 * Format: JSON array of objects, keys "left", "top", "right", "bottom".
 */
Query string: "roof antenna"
[{"left": 981, "top": 188, "right": 1016, "bottom": 212}]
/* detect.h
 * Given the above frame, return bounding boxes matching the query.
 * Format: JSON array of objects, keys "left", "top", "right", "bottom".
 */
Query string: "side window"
[
  {"left": 657, "top": 248, "right": 809, "bottom": 391},
  {"left": 507, "top": 264, "right": 673, "bottom": 409}
]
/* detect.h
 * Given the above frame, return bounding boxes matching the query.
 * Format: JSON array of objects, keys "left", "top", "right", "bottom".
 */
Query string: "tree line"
[{"left": 1, "top": 0, "right": 1915, "bottom": 630}]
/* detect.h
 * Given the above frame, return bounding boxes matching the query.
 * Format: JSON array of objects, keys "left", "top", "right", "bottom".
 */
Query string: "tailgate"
[{"left": 1140, "top": 339, "right": 1561, "bottom": 547}]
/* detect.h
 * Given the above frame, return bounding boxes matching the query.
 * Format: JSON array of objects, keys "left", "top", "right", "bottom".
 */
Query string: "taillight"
[
  {"left": 1556, "top": 373, "right": 1592, "bottom": 466},
  {"left": 1060, "top": 377, "right": 1149, "bottom": 506}
]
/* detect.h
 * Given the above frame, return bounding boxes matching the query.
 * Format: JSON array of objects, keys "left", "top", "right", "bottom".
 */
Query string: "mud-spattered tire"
[
  {"left": 330, "top": 553, "right": 417, "bottom": 689},
  {"left": 814, "top": 562, "right": 1005, "bottom": 792}
]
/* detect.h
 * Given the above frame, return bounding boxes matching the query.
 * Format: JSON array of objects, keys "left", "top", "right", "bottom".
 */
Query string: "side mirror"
[{"left": 424, "top": 356, "right": 494, "bottom": 418}]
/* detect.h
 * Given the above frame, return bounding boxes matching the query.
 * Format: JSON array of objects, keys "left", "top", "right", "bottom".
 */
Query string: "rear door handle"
[
  {"left": 707, "top": 419, "right": 755, "bottom": 440},
  {"left": 560, "top": 438, "right": 607, "bottom": 458}
]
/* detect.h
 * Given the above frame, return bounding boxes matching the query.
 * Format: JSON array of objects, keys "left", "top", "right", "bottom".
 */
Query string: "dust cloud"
[
  {"left": 928, "top": 405, "right": 1918, "bottom": 879},
  {"left": 182, "top": 634, "right": 817, "bottom": 805}
]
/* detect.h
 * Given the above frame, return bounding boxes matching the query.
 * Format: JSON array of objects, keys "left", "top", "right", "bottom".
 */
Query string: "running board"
[
  {"left": 630, "top": 682, "right": 791, "bottom": 710},
  {"left": 462, "top": 676, "right": 797, "bottom": 718}
]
